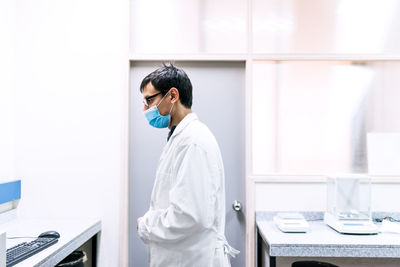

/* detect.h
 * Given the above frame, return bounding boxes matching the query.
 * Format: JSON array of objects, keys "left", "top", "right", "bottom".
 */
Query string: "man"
[{"left": 137, "top": 63, "right": 239, "bottom": 267}]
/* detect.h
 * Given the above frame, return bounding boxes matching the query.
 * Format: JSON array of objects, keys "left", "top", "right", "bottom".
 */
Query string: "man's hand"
[{"left": 137, "top": 217, "right": 142, "bottom": 230}]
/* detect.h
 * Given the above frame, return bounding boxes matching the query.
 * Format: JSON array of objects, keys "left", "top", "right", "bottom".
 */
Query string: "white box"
[
  {"left": 367, "top": 133, "right": 400, "bottom": 176},
  {"left": 273, "top": 212, "right": 309, "bottom": 233},
  {"left": 0, "top": 231, "right": 5, "bottom": 267}
]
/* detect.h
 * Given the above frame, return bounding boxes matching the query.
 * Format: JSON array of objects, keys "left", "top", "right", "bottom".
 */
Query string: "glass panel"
[
  {"left": 130, "top": 0, "right": 246, "bottom": 54},
  {"left": 327, "top": 176, "right": 372, "bottom": 219},
  {"left": 253, "top": 0, "right": 400, "bottom": 54},
  {"left": 252, "top": 61, "right": 400, "bottom": 175}
]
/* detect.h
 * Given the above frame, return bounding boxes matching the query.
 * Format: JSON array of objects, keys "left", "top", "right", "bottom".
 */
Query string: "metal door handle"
[{"left": 232, "top": 200, "right": 242, "bottom": 212}]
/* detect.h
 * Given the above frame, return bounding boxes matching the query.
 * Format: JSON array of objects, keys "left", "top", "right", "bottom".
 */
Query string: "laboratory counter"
[
  {"left": 256, "top": 211, "right": 400, "bottom": 267},
  {"left": 2, "top": 217, "right": 101, "bottom": 267}
]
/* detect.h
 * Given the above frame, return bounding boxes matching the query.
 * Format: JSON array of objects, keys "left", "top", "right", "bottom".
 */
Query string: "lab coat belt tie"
[{"left": 216, "top": 234, "right": 240, "bottom": 258}]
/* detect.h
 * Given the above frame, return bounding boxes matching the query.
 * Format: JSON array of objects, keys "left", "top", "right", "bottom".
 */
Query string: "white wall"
[
  {"left": 255, "top": 182, "right": 400, "bottom": 212},
  {"left": 0, "top": 0, "right": 17, "bottom": 182},
  {"left": 8, "top": 0, "right": 129, "bottom": 266}
]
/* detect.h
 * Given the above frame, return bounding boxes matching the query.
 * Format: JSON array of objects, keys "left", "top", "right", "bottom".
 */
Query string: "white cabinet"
[{"left": 130, "top": 0, "right": 247, "bottom": 54}]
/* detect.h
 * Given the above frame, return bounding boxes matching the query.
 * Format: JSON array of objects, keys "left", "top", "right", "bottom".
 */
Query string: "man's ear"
[{"left": 170, "top": 87, "right": 179, "bottom": 104}]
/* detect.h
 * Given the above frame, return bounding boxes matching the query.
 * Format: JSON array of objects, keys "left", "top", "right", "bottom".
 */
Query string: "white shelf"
[
  {"left": 129, "top": 53, "right": 248, "bottom": 62},
  {"left": 251, "top": 175, "right": 400, "bottom": 184},
  {"left": 251, "top": 54, "right": 400, "bottom": 61},
  {"left": 129, "top": 53, "right": 400, "bottom": 62}
]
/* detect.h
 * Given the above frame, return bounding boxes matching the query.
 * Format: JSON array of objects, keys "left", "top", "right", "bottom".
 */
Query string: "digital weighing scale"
[{"left": 324, "top": 175, "right": 378, "bottom": 235}]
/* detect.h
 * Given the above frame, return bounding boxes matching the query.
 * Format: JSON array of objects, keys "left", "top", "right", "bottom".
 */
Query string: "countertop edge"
[
  {"left": 257, "top": 212, "right": 400, "bottom": 258},
  {"left": 34, "top": 220, "right": 101, "bottom": 267}
]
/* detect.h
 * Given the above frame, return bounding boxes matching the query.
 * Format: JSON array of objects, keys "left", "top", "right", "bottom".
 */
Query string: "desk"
[
  {"left": 256, "top": 212, "right": 400, "bottom": 267},
  {"left": 2, "top": 218, "right": 101, "bottom": 267}
]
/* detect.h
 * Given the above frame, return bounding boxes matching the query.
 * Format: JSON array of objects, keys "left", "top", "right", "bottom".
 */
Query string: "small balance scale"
[
  {"left": 274, "top": 212, "right": 309, "bottom": 233},
  {"left": 324, "top": 212, "right": 378, "bottom": 234},
  {"left": 324, "top": 175, "right": 378, "bottom": 235}
]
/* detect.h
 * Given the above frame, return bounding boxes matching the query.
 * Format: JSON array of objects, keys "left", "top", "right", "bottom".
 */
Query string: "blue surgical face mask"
[{"left": 143, "top": 91, "right": 174, "bottom": 128}]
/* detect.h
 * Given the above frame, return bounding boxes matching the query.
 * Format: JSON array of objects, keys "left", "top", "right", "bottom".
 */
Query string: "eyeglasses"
[{"left": 142, "top": 92, "right": 162, "bottom": 107}]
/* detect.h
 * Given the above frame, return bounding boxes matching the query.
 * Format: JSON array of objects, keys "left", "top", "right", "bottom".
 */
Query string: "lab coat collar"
[{"left": 169, "top": 113, "right": 198, "bottom": 141}]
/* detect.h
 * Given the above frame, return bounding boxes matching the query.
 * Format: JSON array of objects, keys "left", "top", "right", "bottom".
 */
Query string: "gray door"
[{"left": 129, "top": 61, "right": 245, "bottom": 267}]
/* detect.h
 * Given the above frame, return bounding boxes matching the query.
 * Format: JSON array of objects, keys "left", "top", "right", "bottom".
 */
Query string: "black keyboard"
[{"left": 6, "top": 237, "right": 59, "bottom": 266}]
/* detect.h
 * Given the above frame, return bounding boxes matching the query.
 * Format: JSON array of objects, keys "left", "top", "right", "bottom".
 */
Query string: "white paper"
[
  {"left": 367, "top": 133, "right": 400, "bottom": 176},
  {"left": 379, "top": 219, "right": 400, "bottom": 234}
]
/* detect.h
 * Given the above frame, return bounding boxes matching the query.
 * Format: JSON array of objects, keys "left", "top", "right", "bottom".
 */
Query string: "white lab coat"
[{"left": 138, "top": 113, "right": 238, "bottom": 267}]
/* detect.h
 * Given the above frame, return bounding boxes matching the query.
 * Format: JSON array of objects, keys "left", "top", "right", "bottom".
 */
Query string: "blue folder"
[{"left": 0, "top": 180, "right": 21, "bottom": 205}]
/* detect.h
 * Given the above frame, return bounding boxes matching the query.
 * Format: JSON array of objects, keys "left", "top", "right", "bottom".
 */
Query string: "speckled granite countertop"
[{"left": 256, "top": 211, "right": 400, "bottom": 258}]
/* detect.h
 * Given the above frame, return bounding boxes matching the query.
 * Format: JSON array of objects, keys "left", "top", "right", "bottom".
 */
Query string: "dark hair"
[{"left": 140, "top": 63, "right": 193, "bottom": 108}]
